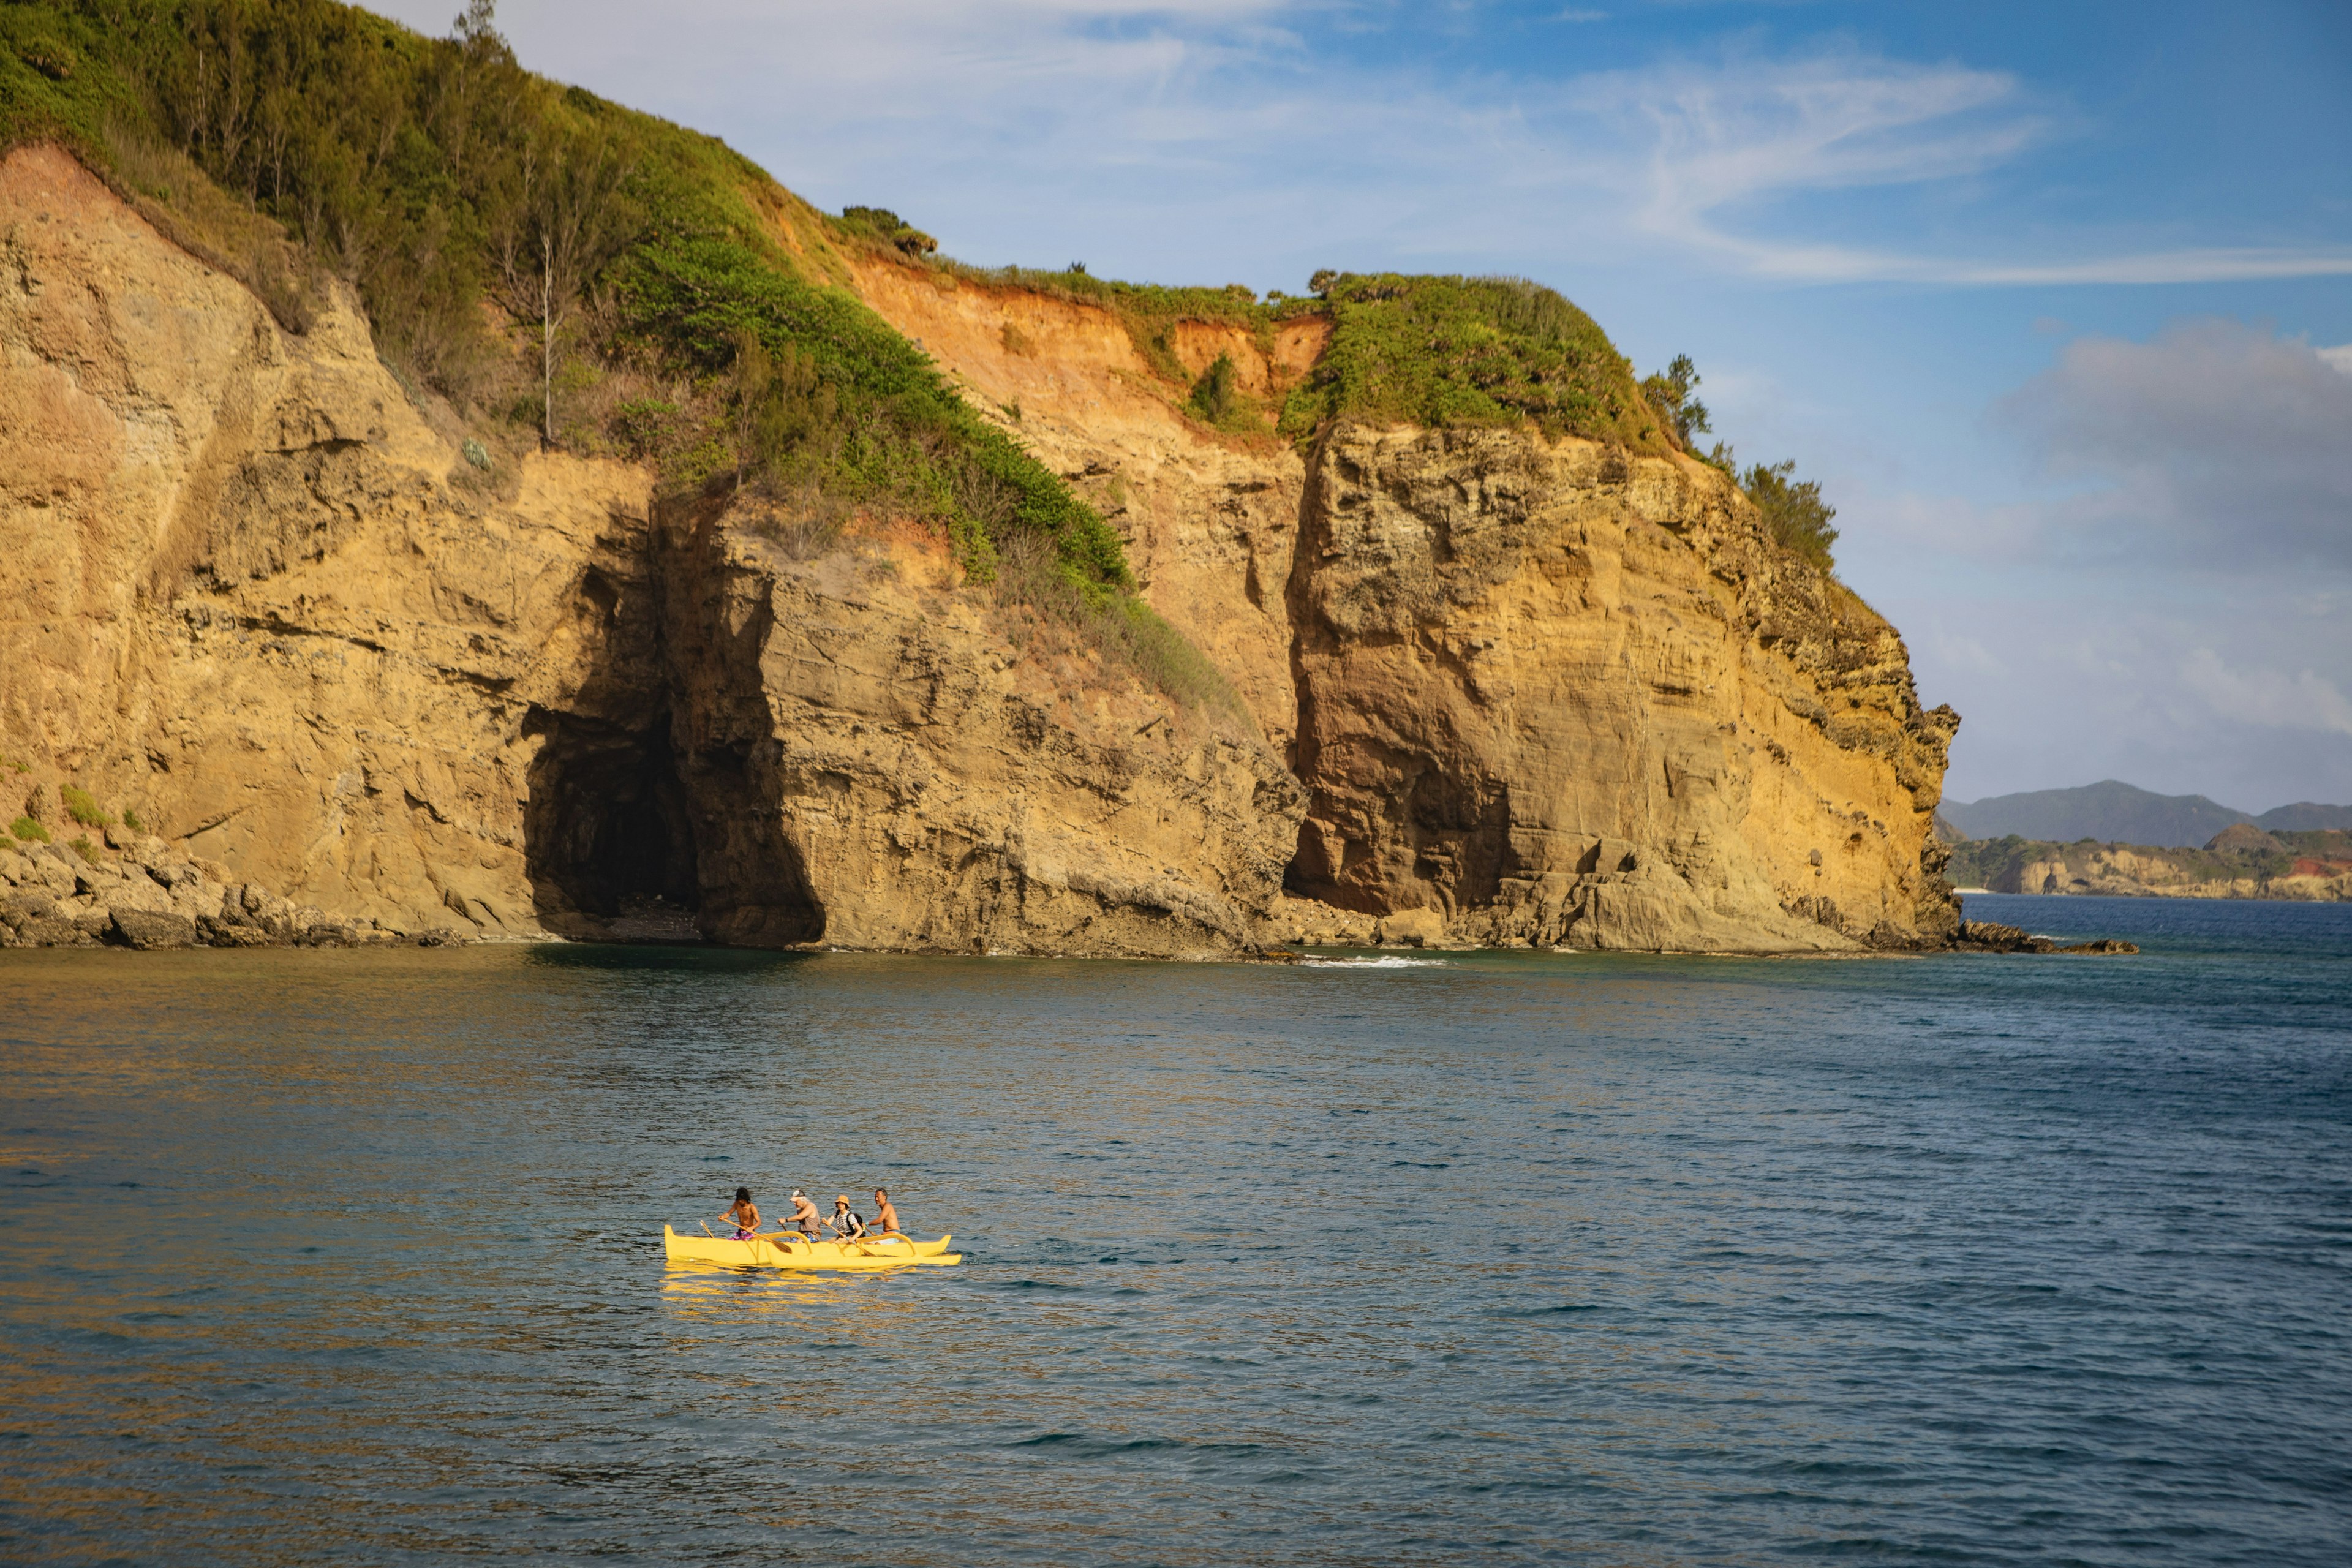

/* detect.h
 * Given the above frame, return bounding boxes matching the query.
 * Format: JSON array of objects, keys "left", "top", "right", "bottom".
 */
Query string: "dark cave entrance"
[{"left": 524, "top": 710, "right": 706, "bottom": 940}]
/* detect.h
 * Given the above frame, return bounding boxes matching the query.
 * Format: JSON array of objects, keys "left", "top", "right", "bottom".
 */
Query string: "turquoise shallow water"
[{"left": 2, "top": 892, "right": 2348, "bottom": 1565}]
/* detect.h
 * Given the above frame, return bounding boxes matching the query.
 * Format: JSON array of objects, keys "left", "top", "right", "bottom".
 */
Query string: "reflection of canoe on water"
[{"left": 662, "top": 1225, "right": 960, "bottom": 1270}]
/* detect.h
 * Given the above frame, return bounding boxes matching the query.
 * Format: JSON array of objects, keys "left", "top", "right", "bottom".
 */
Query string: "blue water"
[{"left": 2, "top": 894, "right": 2347, "bottom": 1564}]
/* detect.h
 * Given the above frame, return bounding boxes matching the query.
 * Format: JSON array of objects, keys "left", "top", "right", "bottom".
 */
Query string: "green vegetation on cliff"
[
  {"left": 1640, "top": 353, "right": 1841, "bottom": 571},
  {"left": 1280, "top": 273, "right": 1665, "bottom": 451},
  {"left": 838, "top": 234, "right": 1669, "bottom": 454},
  {"left": 0, "top": 0, "right": 1126, "bottom": 590}
]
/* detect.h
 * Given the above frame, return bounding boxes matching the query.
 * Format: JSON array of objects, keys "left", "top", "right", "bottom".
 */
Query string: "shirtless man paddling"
[{"left": 873, "top": 1188, "right": 902, "bottom": 1237}]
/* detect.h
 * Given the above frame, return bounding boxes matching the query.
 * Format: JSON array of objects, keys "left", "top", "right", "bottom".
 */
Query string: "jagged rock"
[
  {"left": 2058, "top": 938, "right": 2139, "bottom": 955},
  {"left": 12, "top": 914, "right": 88, "bottom": 946},
  {"left": 110, "top": 908, "right": 199, "bottom": 949},
  {"left": 1, "top": 891, "right": 60, "bottom": 927},
  {"left": 846, "top": 255, "right": 1964, "bottom": 956},
  {"left": 197, "top": 914, "right": 278, "bottom": 948},
  {"left": 1, "top": 141, "right": 1973, "bottom": 959},
  {"left": 1958, "top": 920, "right": 2059, "bottom": 954},
  {"left": 1374, "top": 908, "right": 1448, "bottom": 948}
]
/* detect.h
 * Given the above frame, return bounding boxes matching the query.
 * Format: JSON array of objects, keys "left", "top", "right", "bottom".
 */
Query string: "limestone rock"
[
  {"left": 111, "top": 908, "right": 198, "bottom": 949},
  {"left": 845, "top": 261, "right": 1962, "bottom": 956},
  {"left": 4, "top": 141, "right": 1972, "bottom": 959}
]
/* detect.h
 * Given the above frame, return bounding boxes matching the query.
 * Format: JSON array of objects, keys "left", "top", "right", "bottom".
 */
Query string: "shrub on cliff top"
[
  {"left": 1277, "top": 274, "right": 1667, "bottom": 451},
  {"left": 1741, "top": 459, "right": 1839, "bottom": 571},
  {"left": 1640, "top": 355, "right": 1711, "bottom": 450}
]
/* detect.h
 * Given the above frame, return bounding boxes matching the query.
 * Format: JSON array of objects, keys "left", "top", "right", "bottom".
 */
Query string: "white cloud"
[
  {"left": 2320, "top": 344, "right": 2352, "bottom": 375},
  {"left": 1569, "top": 50, "right": 2352, "bottom": 284},
  {"left": 1993, "top": 320, "right": 2352, "bottom": 571},
  {"left": 2181, "top": 649, "right": 2352, "bottom": 738}
]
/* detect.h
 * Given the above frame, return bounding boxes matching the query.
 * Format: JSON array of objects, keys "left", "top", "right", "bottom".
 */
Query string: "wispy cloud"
[
  {"left": 362, "top": 4, "right": 2352, "bottom": 288},
  {"left": 1577, "top": 50, "right": 2352, "bottom": 284}
]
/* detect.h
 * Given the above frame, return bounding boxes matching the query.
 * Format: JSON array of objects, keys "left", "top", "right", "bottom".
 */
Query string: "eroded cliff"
[
  {"left": 839, "top": 254, "right": 1961, "bottom": 952},
  {"left": 4, "top": 138, "right": 1960, "bottom": 957},
  {"left": 1, "top": 145, "right": 1298, "bottom": 954}
]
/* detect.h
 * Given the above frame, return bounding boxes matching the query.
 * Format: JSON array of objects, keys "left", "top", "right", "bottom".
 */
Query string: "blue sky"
[{"left": 368, "top": 0, "right": 2352, "bottom": 810}]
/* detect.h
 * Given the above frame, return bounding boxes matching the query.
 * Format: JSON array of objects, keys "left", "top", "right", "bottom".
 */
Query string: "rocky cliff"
[
  {"left": 3, "top": 139, "right": 1959, "bottom": 956},
  {"left": 840, "top": 254, "right": 1960, "bottom": 952},
  {"left": 1, "top": 144, "right": 1297, "bottom": 955}
]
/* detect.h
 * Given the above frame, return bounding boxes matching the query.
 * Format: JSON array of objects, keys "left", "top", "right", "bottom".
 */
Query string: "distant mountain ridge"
[{"left": 1942, "top": 780, "right": 2352, "bottom": 848}]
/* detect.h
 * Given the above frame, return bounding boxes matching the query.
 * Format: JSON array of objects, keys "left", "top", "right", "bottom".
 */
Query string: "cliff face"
[
  {"left": 1282, "top": 425, "right": 1957, "bottom": 951},
  {"left": 1, "top": 144, "right": 650, "bottom": 937},
  {"left": 3, "top": 140, "right": 1959, "bottom": 956},
  {"left": 0, "top": 145, "right": 1297, "bottom": 953},
  {"left": 840, "top": 257, "right": 1960, "bottom": 952}
]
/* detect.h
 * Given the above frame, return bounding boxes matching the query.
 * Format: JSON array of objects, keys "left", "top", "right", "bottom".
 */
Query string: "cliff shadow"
[
  {"left": 524, "top": 704, "right": 706, "bottom": 942},
  {"left": 519, "top": 509, "right": 824, "bottom": 948}
]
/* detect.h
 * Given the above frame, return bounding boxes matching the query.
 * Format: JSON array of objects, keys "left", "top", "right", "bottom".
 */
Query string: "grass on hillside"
[
  {"left": 0, "top": 0, "right": 1128, "bottom": 593},
  {"left": 992, "top": 532, "right": 1258, "bottom": 739}
]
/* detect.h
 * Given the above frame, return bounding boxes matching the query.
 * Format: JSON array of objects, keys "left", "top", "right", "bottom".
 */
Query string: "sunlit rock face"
[
  {"left": 2, "top": 142, "right": 1955, "bottom": 955},
  {"left": 0, "top": 145, "right": 1298, "bottom": 954},
  {"left": 850, "top": 255, "right": 1960, "bottom": 953},
  {"left": 1276, "top": 423, "right": 1960, "bottom": 951}
]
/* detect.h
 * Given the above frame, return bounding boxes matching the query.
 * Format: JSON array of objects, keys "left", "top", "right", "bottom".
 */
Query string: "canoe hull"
[{"left": 663, "top": 1225, "right": 960, "bottom": 1271}]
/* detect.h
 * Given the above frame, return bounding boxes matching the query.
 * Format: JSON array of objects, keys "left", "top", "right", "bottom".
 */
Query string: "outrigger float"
[{"left": 663, "top": 1224, "right": 960, "bottom": 1271}]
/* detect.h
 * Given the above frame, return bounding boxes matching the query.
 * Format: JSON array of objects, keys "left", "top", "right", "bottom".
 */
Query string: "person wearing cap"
[
  {"left": 785, "top": 1189, "right": 823, "bottom": 1237},
  {"left": 872, "top": 1188, "right": 902, "bottom": 1237},
  {"left": 827, "top": 1195, "right": 868, "bottom": 1241}
]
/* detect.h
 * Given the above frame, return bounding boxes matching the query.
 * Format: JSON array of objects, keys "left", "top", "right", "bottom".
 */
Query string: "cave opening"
[{"left": 525, "top": 709, "right": 706, "bottom": 941}]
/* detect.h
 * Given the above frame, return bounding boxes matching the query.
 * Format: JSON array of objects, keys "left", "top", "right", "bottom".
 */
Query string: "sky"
[{"left": 366, "top": 0, "right": 2352, "bottom": 811}]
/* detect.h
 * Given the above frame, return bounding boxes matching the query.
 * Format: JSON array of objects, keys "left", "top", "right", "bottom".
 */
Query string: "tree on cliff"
[
  {"left": 489, "top": 122, "right": 639, "bottom": 447},
  {"left": 1642, "top": 354, "right": 1711, "bottom": 448},
  {"left": 1740, "top": 459, "right": 1839, "bottom": 570}
]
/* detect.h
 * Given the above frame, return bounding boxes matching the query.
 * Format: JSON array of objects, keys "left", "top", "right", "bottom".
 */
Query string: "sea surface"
[{"left": 2, "top": 893, "right": 2347, "bottom": 1566}]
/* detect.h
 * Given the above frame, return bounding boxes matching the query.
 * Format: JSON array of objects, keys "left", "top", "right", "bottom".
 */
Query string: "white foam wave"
[{"left": 1297, "top": 955, "right": 1452, "bottom": 969}]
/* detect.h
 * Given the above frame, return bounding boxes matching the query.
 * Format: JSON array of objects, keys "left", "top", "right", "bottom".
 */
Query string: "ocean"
[{"left": 2, "top": 893, "right": 2346, "bottom": 1564}]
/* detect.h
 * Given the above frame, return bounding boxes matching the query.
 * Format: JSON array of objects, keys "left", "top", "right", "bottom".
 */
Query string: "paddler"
[
  {"left": 873, "top": 1188, "right": 902, "bottom": 1237},
  {"left": 786, "top": 1188, "right": 823, "bottom": 1236},
  {"left": 721, "top": 1186, "right": 761, "bottom": 1240},
  {"left": 827, "top": 1195, "right": 867, "bottom": 1240}
]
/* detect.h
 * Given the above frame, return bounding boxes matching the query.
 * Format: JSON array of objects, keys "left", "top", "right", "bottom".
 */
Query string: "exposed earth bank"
[{"left": 6, "top": 142, "right": 1970, "bottom": 956}]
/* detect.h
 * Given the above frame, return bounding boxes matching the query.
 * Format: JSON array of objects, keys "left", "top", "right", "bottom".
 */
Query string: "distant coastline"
[{"left": 1942, "top": 826, "right": 2351, "bottom": 903}]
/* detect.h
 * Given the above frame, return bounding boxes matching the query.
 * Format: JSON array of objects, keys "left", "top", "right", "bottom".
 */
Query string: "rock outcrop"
[
  {"left": 4, "top": 140, "right": 1966, "bottom": 956},
  {"left": 844, "top": 257, "right": 1961, "bottom": 952},
  {"left": 0, "top": 829, "right": 424, "bottom": 949},
  {"left": 0, "top": 144, "right": 1298, "bottom": 954},
  {"left": 1280, "top": 424, "right": 1956, "bottom": 952}
]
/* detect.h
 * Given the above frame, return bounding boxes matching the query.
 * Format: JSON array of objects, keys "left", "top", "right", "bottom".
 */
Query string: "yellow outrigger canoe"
[{"left": 663, "top": 1225, "right": 960, "bottom": 1271}]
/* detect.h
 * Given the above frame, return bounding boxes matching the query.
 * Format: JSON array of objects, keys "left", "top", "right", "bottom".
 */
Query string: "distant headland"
[{"left": 1939, "top": 781, "right": 2351, "bottom": 902}]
